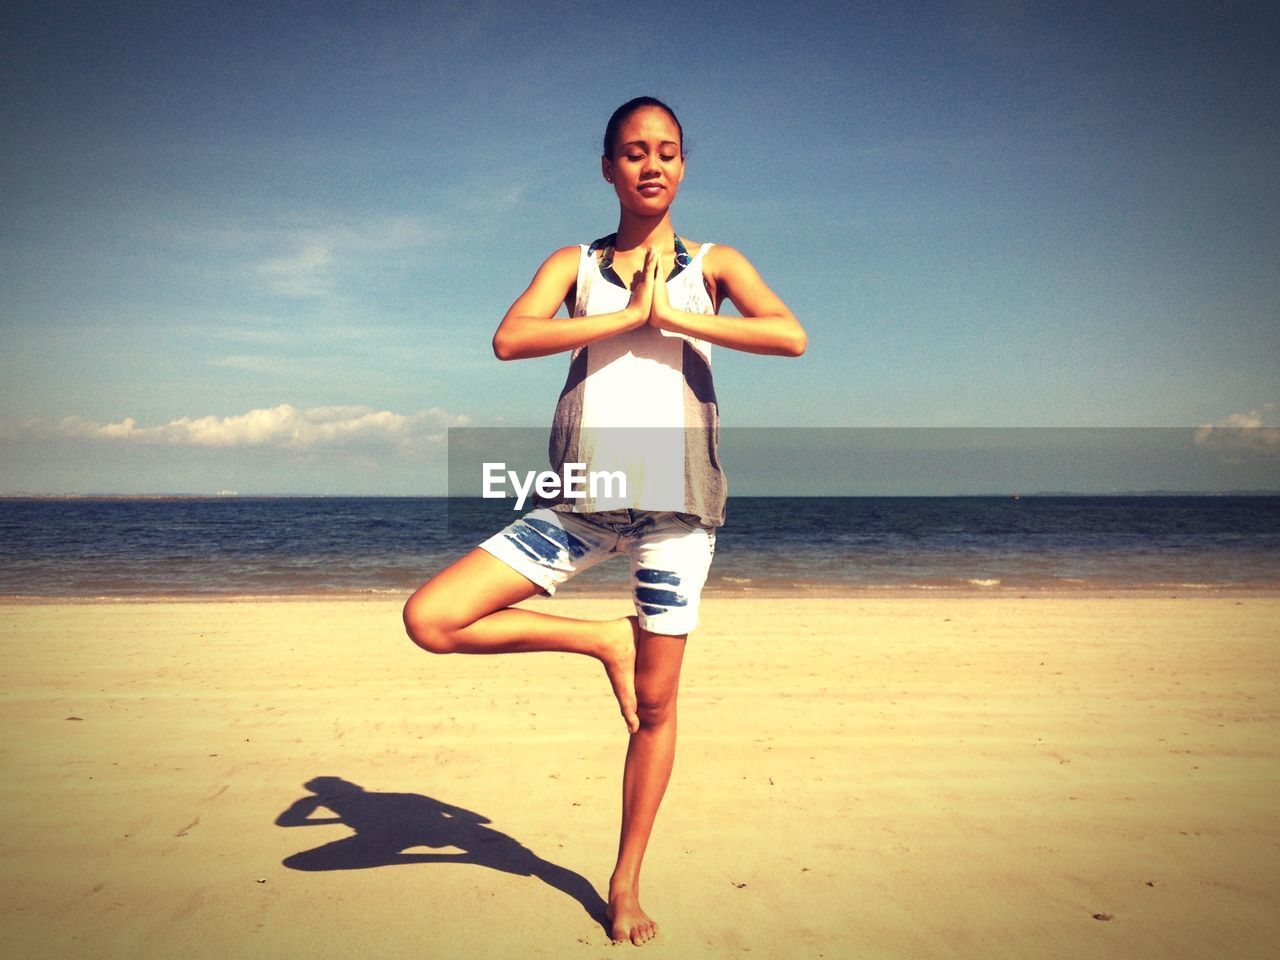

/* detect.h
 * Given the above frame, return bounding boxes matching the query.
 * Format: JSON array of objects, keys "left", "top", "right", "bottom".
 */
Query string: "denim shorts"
[{"left": 478, "top": 507, "right": 716, "bottom": 636}]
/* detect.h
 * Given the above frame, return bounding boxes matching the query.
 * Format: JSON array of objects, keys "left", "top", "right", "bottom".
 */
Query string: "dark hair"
[{"left": 602, "top": 96, "right": 684, "bottom": 159}]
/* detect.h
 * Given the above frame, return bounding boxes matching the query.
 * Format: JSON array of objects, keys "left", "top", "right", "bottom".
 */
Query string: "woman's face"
[{"left": 602, "top": 107, "right": 685, "bottom": 216}]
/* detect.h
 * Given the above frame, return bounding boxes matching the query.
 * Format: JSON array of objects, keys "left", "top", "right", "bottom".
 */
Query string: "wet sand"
[{"left": 2, "top": 596, "right": 1277, "bottom": 959}]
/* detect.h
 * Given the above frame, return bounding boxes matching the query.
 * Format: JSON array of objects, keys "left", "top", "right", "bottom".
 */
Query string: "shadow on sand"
[{"left": 276, "top": 776, "right": 607, "bottom": 929}]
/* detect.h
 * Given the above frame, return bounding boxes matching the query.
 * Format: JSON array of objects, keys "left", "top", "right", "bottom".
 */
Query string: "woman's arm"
[
  {"left": 492, "top": 246, "right": 653, "bottom": 361},
  {"left": 650, "top": 245, "right": 807, "bottom": 357}
]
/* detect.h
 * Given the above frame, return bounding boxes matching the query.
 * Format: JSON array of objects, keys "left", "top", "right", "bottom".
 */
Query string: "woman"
[{"left": 404, "top": 96, "right": 805, "bottom": 946}]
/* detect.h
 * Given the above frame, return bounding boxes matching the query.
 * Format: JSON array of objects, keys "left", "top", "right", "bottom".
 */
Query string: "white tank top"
[{"left": 540, "top": 235, "right": 727, "bottom": 525}]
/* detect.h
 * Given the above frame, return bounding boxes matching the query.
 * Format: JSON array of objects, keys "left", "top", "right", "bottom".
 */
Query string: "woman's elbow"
[
  {"left": 492, "top": 331, "right": 520, "bottom": 361},
  {"left": 780, "top": 324, "right": 807, "bottom": 358}
]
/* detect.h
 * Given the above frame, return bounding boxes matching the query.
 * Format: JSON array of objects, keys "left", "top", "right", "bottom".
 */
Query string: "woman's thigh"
[
  {"left": 626, "top": 513, "right": 715, "bottom": 636},
  {"left": 405, "top": 548, "right": 547, "bottom": 631}
]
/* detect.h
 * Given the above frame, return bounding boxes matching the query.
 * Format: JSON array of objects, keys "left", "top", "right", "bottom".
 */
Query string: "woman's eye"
[
  {"left": 661, "top": 155, "right": 677, "bottom": 162},
  {"left": 626, "top": 154, "right": 643, "bottom": 161}
]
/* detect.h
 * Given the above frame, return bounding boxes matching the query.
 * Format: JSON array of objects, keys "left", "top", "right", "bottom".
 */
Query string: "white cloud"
[
  {"left": 258, "top": 243, "right": 334, "bottom": 298},
  {"left": 191, "top": 215, "right": 438, "bottom": 300},
  {"left": 1194, "top": 404, "right": 1280, "bottom": 457},
  {"left": 209, "top": 354, "right": 293, "bottom": 374},
  {"left": 45, "top": 404, "right": 469, "bottom": 453}
]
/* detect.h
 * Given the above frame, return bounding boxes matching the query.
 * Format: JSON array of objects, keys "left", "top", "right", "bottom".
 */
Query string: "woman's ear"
[{"left": 601, "top": 155, "right": 614, "bottom": 184}]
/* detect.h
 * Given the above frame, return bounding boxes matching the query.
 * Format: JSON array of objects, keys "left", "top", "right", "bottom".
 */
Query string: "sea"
[{"left": 1, "top": 496, "right": 1278, "bottom": 599}]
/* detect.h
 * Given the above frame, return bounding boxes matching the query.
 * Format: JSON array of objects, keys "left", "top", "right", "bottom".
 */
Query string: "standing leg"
[{"left": 607, "top": 629, "right": 687, "bottom": 945}]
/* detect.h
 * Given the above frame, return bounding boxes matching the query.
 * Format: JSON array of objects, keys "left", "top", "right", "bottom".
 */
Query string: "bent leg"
[
  {"left": 402, "top": 548, "right": 641, "bottom": 732},
  {"left": 608, "top": 629, "right": 687, "bottom": 946}
]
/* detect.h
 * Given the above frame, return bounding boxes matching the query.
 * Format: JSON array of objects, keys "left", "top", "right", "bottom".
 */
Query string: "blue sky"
[{"left": 1, "top": 0, "right": 1277, "bottom": 494}]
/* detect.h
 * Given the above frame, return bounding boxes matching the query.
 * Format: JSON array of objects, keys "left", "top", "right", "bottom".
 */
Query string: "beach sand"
[{"left": 2, "top": 595, "right": 1278, "bottom": 959}]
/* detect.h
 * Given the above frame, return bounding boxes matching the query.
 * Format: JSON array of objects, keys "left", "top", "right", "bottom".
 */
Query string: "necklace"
[{"left": 597, "top": 232, "right": 691, "bottom": 286}]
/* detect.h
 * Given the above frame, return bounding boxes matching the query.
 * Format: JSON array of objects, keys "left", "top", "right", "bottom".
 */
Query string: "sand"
[{"left": 1, "top": 595, "right": 1278, "bottom": 959}]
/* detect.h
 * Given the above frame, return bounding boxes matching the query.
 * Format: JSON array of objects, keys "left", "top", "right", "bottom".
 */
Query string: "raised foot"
[
  {"left": 600, "top": 616, "right": 640, "bottom": 734},
  {"left": 607, "top": 890, "right": 657, "bottom": 946}
]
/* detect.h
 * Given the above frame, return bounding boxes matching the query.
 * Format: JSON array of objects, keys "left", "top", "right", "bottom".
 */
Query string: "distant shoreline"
[
  {"left": 5, "top": 496, "right": 1275, "bottom": 599},
  {"left": 4, "top": 583, "right": 1279, "bottom": 605},
  {"left": 3, "top": 491, "right": 1279, "bottom": 501}
]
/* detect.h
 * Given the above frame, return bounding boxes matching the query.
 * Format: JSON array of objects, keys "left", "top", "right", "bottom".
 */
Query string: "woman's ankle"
[{"left": 608, "top": 869, "right": 641, "bottom": 897}]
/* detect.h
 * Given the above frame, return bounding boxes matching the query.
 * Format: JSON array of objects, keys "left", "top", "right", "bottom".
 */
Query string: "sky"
[{"left": 1, "top": 0, "right": 1277, "bottom": 495}]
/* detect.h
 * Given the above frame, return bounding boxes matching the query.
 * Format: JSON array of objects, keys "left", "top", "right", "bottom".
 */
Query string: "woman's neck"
[{"left": 614, "top": 214, "right": 677, "bottom": 253}]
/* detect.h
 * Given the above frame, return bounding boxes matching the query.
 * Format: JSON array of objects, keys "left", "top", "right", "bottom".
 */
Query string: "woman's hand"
[
  {"left": 641, "top": 244, "right": 807, "bottom": 356},
  {"left": 647, "top": 248, "right": 673, "bottom": 328},
  {"left": 625, "top": 247, "right": 656, "bottom": 327}
]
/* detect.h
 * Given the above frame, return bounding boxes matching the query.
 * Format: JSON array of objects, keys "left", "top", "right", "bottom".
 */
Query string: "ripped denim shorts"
[{"left": 478, "top": 507, "right": 716, "bottom": 636}]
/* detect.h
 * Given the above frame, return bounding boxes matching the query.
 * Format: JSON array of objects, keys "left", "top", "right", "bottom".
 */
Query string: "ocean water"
[{"left": 0, "top": 496, "right": 1277, "bottom": 599}]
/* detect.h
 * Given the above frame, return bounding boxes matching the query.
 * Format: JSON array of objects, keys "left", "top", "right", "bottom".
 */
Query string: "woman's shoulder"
[
  {"left": 698, "top": 242, "right": 753, "bottom": 277},
  {"left": 532, "top": 245, "right": 585, "bottom": 275},
  {"left": 520, "top": 246, "right": 583, "bottom": 305}
]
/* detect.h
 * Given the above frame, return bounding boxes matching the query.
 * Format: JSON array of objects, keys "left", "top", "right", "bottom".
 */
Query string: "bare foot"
[
  {"left": 599, "top": 616, "right": 639, "bottom": 733},
  {"left": 607, "top": 889, "right": 657, "bottom": 945}
]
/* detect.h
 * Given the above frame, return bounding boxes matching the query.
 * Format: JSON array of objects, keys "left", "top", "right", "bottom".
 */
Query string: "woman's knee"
[
  {"left": 402, "top": 588, "right": 458, "bottom": 654},
  {"left": 633, "top": 632, "right": 686, "bottom": 728},
  {"left": 634, "top": 687, "right": 678, "bottom": 729}
]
